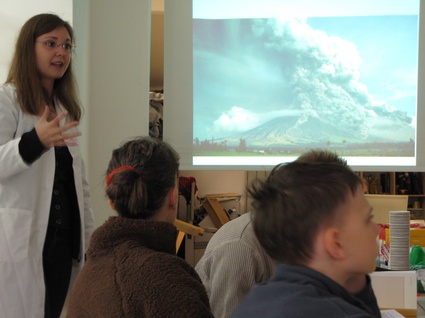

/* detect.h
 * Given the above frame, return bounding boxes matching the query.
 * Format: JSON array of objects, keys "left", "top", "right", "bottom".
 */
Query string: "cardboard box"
[
  {"left": 411, "top": 229, "right": 425, "bottom": 247},
  {"left": 370, "top": 271, "right": 417, "bottom": 315},
  {"left": 384, "top": 228, "right": 425, "bottom": 246}
]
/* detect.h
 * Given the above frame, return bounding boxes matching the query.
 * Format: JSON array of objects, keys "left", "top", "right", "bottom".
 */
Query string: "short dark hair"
[
  {"left": 105, "top": 136, "right": 180, "bottom": 219},
  {"left": 296, "top": 149, "right": 347, "bottom": 166},
  {"left": 249, "top": 160, "right": 361, "bottom": 265}
]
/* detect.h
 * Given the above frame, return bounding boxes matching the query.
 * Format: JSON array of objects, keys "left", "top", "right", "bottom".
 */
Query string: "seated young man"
[
  {"left": 231, "top": 161, "right": 381, "bottom": 318},
  {"left": 196, "top": 150, "right": 350, "bottom": 318},
  {"left": 196, "top": 150, "right": 351, "bottom": 318}
]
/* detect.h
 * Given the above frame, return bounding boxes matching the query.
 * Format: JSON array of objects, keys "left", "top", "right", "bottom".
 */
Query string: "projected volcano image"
[{"left": 192, "top": 16, "right": 418, "bottom": 159}]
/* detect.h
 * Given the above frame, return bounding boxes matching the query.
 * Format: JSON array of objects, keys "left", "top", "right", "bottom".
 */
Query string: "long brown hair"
[{"left": 5, "top": 13, "right": 81, "bottom": 120}]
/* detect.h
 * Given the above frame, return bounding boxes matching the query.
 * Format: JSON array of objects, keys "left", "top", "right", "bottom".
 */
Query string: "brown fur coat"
[{"left": 67, "top": 216, "right": 213, "bottom": 318}]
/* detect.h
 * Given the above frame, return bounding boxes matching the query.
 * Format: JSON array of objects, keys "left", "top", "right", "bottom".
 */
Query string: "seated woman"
[{"left": 67, "top": 136, "right": 213, "bottom": 318}]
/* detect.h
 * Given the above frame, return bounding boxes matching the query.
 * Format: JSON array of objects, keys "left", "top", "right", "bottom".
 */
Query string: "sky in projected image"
[{"left": 193, "top": 13, "right": 418, "bottom": 156}]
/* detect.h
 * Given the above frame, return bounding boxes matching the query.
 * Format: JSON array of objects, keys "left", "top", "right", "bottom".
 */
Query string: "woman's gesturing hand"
[{"left": 35, "top": 106, "right": 82, "bottom": 148}]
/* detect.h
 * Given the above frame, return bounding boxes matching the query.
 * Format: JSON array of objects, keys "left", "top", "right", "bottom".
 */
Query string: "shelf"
[{"left": 358, "top": 171, "right": 425, "bottom": 220}]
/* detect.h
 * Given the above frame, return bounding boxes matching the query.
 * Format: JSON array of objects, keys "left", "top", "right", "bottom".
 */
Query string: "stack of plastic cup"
[{"left": 389, "top": 210, "right": 410, "bottom": 270}]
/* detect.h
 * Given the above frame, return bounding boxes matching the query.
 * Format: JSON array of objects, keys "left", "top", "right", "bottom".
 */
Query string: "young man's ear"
[{"left": 323, "top": 227, "right": 345, "bottom": 260}]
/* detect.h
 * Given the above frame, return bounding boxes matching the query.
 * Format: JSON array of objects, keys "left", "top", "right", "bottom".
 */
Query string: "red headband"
[{"left": 106, "top": 165, "right": 137, "bottom": 186}]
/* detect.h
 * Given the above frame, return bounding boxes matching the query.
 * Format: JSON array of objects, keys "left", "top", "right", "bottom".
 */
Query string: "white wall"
[{"left": 74, "top": 0, "right": 152, "bottom": 226}]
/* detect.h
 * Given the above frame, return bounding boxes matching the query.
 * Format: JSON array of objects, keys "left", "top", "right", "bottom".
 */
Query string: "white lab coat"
[{"left": 0, "top": 84, "right": 95, "bottom": 318}]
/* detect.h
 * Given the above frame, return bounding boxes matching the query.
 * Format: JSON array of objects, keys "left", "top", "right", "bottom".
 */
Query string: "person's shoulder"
[
  {"left": 228, "top": 213, "right": 261, "bottom": 245},
  {"left": 135, "top": 251, "right": 203, "bottom": 287},
  {"left": 233, "top": 277, "right": 368, "bottom": 318},
  {"left": 0, "top": 84, "right": 20, "bottom": 113},
  {"left": 0, "top": 83, "right": 17, "bottom": 98},
  {"left": 0, "top": 83, "right": 15, "bottom": 91},
  {"left": 140, "top": 249, "right": 192, "bottom": 269},
  {"left": 198, "top": 214, "right": 252, "bottom": 255},
  {"left": 213, "top": 212, "right": 252, "bottom": 238}
]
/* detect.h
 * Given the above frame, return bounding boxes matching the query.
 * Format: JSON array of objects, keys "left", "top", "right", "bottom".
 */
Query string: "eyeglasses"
[{"left": 36, "top": 40, "right": 76, "bottom": 53}]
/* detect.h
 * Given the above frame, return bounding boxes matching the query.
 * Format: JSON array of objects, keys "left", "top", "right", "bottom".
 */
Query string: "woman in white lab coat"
[{"left": 0, "top": 13, "right": 95, "bottom": 318}]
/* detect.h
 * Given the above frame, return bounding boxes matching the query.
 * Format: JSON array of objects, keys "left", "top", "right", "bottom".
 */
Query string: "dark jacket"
[
  {"left": 67, "top": 216, "right": 213, "bottom": 318},
  {"left": 231, "top": 264, "right": 381, "bottom": 318}
]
